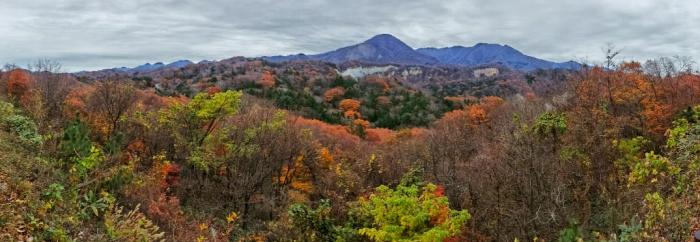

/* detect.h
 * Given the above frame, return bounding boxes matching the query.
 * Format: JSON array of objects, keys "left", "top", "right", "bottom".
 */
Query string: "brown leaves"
[
  {"left": 64, "top": 85, "right": 96, "bottom": 116},
  {"left": 365, "top": 128, "right": 395, "bottom": 144},
  {"left": 294, "top": 117, "right": 360, "bottom": 148}
]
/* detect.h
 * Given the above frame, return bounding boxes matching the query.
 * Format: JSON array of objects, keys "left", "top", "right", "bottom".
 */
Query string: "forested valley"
[{"left": 2, "top": 56, "right": 700, "bottom": 242}]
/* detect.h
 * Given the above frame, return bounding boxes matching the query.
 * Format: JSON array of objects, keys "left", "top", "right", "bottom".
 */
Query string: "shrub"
[
  {"left": 104, "top": 204, "right": 165, "bottom": 242},
  {"left": 59, "top": 118, "right": 92, "bottom": 158},
  {"left": 0, "top": 101, "right": 42, "bottom": 147},
  {"left": 347, "top": 183, "right": 470, "bottom": 242},
  {"left": 288, "top": 199, "right": 337, "bottom": 242}
]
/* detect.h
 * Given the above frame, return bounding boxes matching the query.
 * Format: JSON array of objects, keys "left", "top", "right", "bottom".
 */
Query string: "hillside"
[{"left": 76, "top": 56, "right": 576, "bottom": 130}]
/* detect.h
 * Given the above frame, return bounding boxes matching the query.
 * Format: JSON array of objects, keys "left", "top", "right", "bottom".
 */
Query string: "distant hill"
[{"left": 264, "top": 34, "right": 580, "bottom": 71}]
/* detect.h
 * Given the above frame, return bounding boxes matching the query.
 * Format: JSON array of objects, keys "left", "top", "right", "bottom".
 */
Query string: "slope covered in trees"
[{"left": 2, "top": 56, "right": 700, "bottom": 241}]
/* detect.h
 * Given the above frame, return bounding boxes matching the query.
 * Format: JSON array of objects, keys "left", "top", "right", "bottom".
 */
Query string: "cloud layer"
[{"left": 1, "top": 0, "right": 698, "bottom": 71}]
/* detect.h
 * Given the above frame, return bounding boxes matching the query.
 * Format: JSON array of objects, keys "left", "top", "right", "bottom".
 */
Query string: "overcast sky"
[{"left": 1, "top": 0, "right": 698, "bottom": 71}]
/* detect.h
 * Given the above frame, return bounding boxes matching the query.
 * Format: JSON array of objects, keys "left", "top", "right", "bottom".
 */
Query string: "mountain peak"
[
  {"left": 273, "top": 34, "right": 439, "bottom": 65},
  {"left": 328, "top": 34, "right": 436, "bottom": 65},
  {"left": 166, "top": 60, "right": 194, "bottom": 68},
  {"left": 365, "top": 34, "right": 402, "bottom": 43},
  {"left": 362, "top": 34, "right": 413, "bottom": 50},
  {"left": 473, "top": 43, "right": 507, "bottom": 49}
]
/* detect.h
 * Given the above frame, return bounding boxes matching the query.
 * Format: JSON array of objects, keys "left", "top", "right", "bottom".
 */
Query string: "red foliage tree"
[{"left": 6, "top": 69, "right": 31, "bottom": 99}]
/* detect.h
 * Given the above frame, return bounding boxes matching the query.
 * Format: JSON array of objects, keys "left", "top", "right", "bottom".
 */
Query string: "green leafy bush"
[
  {"left": 71, "top": 146, "right": 104, "bottom": 178},
  {"left": 78, "top": 190, "right": 114, "bottom": 219},
  {"left": 532, "top": 111, "right": 567, "bottom": 138},
  {"left": 0, "top": 101, "right": 42, "bottom": 147},
  {"left": 347, "top": 183, "right": 470, "bottom": 242},
  {"left": 288, "top": 199, "right": 338, "bottom": 242}
]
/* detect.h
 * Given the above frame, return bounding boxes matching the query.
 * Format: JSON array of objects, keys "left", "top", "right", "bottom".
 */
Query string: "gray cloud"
[{"left": 0, "top": 0, "right": 698, "bottom": 71}]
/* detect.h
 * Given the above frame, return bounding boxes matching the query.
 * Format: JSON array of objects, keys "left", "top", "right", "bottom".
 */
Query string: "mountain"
[
  {"left": 165, "top": 60, "right": 194, "bottom": 69},
  {"left": 416, "top": 44, "right": 580, "bottom": 71},
  {"left": 263, "top": 53, "right": 311, "bottom": 63},
  {"left": 314, "top": 34, "right": 438, "bottom": 65},
  {"left": 104, "top": 60, "right": 194, "bottom": 74},
  {"left": 264, "top": 34, "right": 579, "bottom": 71},
  {"left": 131, "top": 62, "right": 165, "bottom": 73},
  {"left": 264, "top": 34, "right": 438, "bottom": 66},
  {"left": 89, "top": 35, "right": 578, "bottom": 74}
]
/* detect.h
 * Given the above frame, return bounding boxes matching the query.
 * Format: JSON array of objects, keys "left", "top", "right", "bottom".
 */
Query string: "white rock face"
[
  {"left": 401, "top": 67, "right": 423, "bottom": 77},
  {"left": 473, "top": 68, "right": 499, "bottom": 78},
  {"left": 340, "top": 66, "right": 397, "bottom": 79}
]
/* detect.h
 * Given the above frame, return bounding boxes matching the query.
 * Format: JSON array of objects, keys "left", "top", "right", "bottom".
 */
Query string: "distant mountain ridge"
[
  {"left": 92, "top": 34, "right": 579, "bottom": 74},
  {"left": 264, "top": 34, "right": 580, "bottom": 71},
  {"left": 416, "top": 44, "right": 580, "bottom": 71},
  {"left": 104, "top": 60, "right": 195, "bottom": 74}
]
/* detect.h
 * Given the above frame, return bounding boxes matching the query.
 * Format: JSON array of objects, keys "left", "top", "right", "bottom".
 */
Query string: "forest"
[{"left": 2, "top": 56, "right": 700, "bottom": 242}]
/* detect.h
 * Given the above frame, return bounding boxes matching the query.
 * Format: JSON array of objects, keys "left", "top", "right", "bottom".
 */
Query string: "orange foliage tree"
[
  {"left": 293, "top": 117, "right": 360, "bottom": 149},
  {"left": 205, "top": 86, "right": 221, "bottom": 95},
  {"left": 365, "top": 128, "right": 395, "bottom": 144},
  {"left": 438, "top": 96, "right": 504, "bottom": 127},
  {"left": 63, "top": 85, "right": 96, "bottom": 117},
  {"left": 257, "top": 70, "right": 276, "bottom": 88},
  {"left": 364, "top": 75, "right": 390, "bottom": 92},
  {"left": 339, "top": 99, "right": 362, "bottom": 119},
  {"left": 6, "top": 69, "right": 31, "bottom": 100},
  {"left": 339, "top": 99, "right": 361, "bottom": 113},
  {"left": 575, "top": 62, "right": 691, "bottom": 139},
  {"left": 323, "top": 87, "right": 345, "bottom": 102}
]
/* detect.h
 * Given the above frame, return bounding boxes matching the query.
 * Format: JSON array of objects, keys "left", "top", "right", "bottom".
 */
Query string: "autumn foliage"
[
  {"left": 439, "top": 96, "right": 503, "bottom": 126},
  {"left": 323, "top": 87, "right": 345, "bottom": 102},
  {"left": 257, "top": 70, "right": 276, "bottom": 88},
  {"left": 3, "top": 56, "right": 700, "bottom": 242},
  {"left": 339, "top": 98, "right": 361, "bottom": 112},
  {"left": 6, "top": 69, "right": 31, "bottom": 99}
]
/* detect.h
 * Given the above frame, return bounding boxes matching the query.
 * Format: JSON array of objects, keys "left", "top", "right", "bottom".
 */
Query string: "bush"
[
  {"left": 59, "top": 118, "right": 92, "bottom": 160},
  {"left": 347, "top": 183, "right": 470, "bottom": 242},
  {"left": 0, "top": 101, "right": 42, "bottom": 147},
  {"left": 104, "top": 204, "right": 165, "bottom": 242},
  {"left": 288, "top": 199, "right": 338, "bottom": 242}
]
